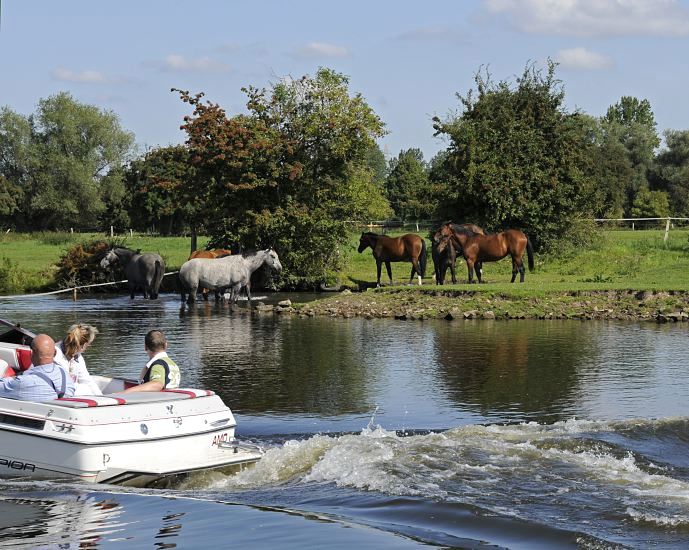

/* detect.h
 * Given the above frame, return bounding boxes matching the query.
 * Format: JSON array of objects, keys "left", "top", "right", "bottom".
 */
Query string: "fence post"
[
  {"left": 110, "top": 226, "right": 114, "bottom": 237},
  {"left": 664, "top": 217, "right": 671, "bottom": 242}
]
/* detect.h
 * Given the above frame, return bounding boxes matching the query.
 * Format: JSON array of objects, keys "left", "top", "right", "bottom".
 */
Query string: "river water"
[{"left": 2, "top": 294, "right": 689, "bottom": 548}]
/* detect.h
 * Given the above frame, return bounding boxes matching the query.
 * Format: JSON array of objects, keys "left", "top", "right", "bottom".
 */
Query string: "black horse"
[{"left": 100, "top": 247, "right": 165, "bottom": 299}]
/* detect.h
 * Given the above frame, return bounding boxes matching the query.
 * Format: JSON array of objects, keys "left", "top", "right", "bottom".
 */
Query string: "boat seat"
[
  {"left": 0, "top": 359, "right": 15, "bottom": 378},
  {"left": 48, "top": 388, "right": 214, "bottom": 408},
  {"left": 16, "top": 347, "right": 32, "bottom": 372}
]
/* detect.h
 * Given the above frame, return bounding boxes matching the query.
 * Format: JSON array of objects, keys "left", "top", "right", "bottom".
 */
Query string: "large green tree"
[
  {"left": 433, "top": 61, "right": 601, "bottom": 250},
  {"left": 601, "top": 96, "right": 660, "bottom": 215},
  {"left": 177, "top": 68, "right": 389, "bottom": 284},
  {"left": 0, "top": 92, "right": 135, "bottom": 230}
]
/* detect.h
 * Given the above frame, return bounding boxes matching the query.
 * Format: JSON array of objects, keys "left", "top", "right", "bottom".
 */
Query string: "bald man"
[{"left": 0, "top": 334, "right": 75, "bottom": 402}]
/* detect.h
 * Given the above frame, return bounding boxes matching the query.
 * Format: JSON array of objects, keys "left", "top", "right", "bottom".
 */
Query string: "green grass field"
[
  {"left": 1, "top": 229, "right": 689, "bottom": 294},
  {"left": 344, "top": 229, "right": 689, "bottom": 292}
]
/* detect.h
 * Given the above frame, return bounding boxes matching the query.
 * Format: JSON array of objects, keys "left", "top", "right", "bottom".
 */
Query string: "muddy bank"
[{"left": 256, "top": 289, "right": 689, "bottom": 323}]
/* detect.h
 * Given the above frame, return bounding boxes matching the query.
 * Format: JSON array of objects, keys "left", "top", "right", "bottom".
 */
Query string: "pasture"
[{"left": 2, "top": 229, "right": 689, "bottom": 294}]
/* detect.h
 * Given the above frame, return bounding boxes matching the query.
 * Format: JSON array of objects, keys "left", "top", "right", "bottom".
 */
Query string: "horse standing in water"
[
  {"left": 179, "top": 249, "right": 282, "bottom": 306},
  {"left": 437, "top": 224, "right": 534, "bottom": 283},
  {"left": 431, "top": 222, "right": 485, "bottom": 285},
  {"left": 100, "top": 247, "right": 165, "bottom": 299},
  {"left": 188, "top": 248, "right": 232, "bottom": 301},
  {"left": 358, "top": 232, "right": 426, "bottom": 286}
]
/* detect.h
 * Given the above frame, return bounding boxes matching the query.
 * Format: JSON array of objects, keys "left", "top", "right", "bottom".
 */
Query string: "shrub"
[{"left": 54, "top": 238, "right": 125, "bottom": 289}]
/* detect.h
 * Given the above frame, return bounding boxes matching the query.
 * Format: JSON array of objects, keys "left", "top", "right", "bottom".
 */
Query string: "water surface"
[{"left": 2, "top": 294, "right": 689, "bottom": 548}]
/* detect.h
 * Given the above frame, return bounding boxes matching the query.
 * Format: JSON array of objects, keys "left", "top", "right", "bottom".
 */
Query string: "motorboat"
[{"left": 0, "top": 319, "right": 262, "bottom": 486}]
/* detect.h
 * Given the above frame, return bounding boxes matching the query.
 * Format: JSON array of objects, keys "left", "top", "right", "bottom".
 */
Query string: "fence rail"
[{"left": 0, "top": 272, "right": 179, "bottom": 301}]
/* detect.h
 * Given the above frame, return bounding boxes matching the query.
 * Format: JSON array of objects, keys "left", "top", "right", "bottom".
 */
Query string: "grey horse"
[
  {"left": 179, "top": 249, "right": 282, "bottom": 306},
  {"left": 100, "top": 247, "right": 165, "bottom": 299}
]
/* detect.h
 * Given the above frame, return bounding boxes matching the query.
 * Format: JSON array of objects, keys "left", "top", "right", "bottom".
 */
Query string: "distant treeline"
[{"left": 2, "top": 62, "right": 688, "bottom": 282}]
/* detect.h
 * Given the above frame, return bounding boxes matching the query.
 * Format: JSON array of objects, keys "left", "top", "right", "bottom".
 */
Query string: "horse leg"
[
  {"left": 476, "top": 262, "right": 483, "bottom": 283},
  {"left": 385, "top": 261, "right": 393, "bottom": 286},
  {"left": 410, "top": 260, "right": 422, "bottom": 286},
  {"left": 511, "top": 257, "right": 520, "bottom": 283},
  {"left": 187, "top": 284, "right": 198, "bottom": 304},
  {"left": 466, "top": 260, "right": 476, "bottom": 284},
  {"left": 376, "top": 260, "right": 382, "bottom": 287},
  {"left": 245, "top": 283, "right": 252, "bottom": 308},
  {"left": 450, "top": 261, "right": 457, "bottom": 285}
]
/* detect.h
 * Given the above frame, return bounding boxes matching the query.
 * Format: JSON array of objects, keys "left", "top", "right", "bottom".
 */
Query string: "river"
[{"left": 2, "top": 293, "right": 689, "bottom": 548}]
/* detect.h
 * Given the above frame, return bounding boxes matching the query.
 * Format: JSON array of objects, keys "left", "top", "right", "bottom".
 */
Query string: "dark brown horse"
[
  {"left": 437, "top": 224, "right": 534, "bottom": 283},
  {"left": 358, "top": 232, "right": 427, "bottom": 286},
  {"left": 432, "top": 222, "right": 485, "bottom": 285}
]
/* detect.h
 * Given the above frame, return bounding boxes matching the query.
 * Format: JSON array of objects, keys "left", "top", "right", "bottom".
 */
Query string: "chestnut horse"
[
  {"left": 358, "top": 232, "right": 427, "bottom": 286},
  {"left": 437, "top": 224, "right": 534, "bottom": 283},
  {"left": 188, "top": 248, "right": 232, "bottom": 260},
  {"left": 187, "top": 249, "right": 232, "bottom": 300},
  {"left": 432, "top": 222, "right": 485, "bottom": 285}
]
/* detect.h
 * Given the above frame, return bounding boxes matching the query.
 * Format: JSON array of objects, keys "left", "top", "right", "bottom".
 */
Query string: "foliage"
[
  {"left": 124, "top": 145, "right": 197, "bottom": 234},
  {"left": 385, "top": 149, "right": 437, "bottom": 220},
  {"left": 432, "top": 61, "right": 601, "bottom": 250},
  {"left": 650, "top": 129, "right": 689, "bottom": 216},
  {"left": 53, "top": 238, "right": 123, "bottom": 289},
  {"left": 0, "top": 92, "right": 135, "bottom": 230},
  {"left": 0, "top": 257, "right": 24, "bottom": 294},
  {"left": 601, "top": 96, "right": 660, "bottom": 215},
  {"left": 177, "top": 68, "right": 389, "bottom": 283},
  {"left": 630, "top": 188, "right": 670, "bottom": 220}
]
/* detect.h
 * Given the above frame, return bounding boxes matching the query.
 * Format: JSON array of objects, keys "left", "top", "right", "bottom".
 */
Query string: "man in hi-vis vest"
[{"left": 124, "top": 330, "right": 180, "bottom": 393}]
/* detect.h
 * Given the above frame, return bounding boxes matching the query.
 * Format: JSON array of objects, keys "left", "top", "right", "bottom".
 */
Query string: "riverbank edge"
[{"left": 259, "top": 288, "right": 689, "bottom": 323}]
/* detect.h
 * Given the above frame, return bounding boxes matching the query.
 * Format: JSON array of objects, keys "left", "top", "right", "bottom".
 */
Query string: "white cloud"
[
  {"left": 556, "top": 47, "right": 614, "bottom": 69},
  {"left": 294, "top": 42, "right": 348, "bottom": 58},
  {"left": 160, "top": 54, "right": 230, "bottom": 72},
  {"left": 396, "top": 26, "right": 465, "bottom": 42},
  {"left": 51, "top": 67, "right": 111, "bottom": 84},
  {"left": 484, "top": 0, "right": 689, "bottom": 37}
]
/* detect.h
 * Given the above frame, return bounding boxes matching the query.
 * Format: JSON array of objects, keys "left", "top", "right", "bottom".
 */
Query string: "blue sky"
[{"left": 2, "top": 0, "right": 689, "bottom": 161}]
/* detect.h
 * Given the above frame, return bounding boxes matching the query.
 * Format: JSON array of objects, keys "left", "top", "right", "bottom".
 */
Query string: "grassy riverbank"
[{"left": 2, "top": 229, "right": 689, "bottom": 312}]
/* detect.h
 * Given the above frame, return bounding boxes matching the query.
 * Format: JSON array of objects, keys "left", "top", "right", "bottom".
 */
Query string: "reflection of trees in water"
[
  {"left": 433, "top": 321, "right": 601, "bottom": 422},
  {"left": 181, "top": 310, "right": 372, "bottom": 416}
]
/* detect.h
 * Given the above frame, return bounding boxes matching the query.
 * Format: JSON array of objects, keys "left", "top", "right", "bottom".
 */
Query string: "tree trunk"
[{"left": 190, "top": 226, "right": 198, "bottom": 255}]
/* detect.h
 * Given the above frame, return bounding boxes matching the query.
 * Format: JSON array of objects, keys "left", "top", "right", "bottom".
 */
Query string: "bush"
[
  {"left": 0, "top": 257, "right": 24, "bottom": 294},
  {"left": 54, "top": 238, "right": 125, "bottom": 289}
]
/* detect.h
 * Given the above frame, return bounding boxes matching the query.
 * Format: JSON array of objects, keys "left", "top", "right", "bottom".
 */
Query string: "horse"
[
  {"left": 179, "top": 248, "right": 282, "bottom": 306},
  {"left": 431, "top": 222, "right": 485, "bottom": 285},
  {"left": 437, "top": 224, "right": 534, "bottom": 283},
  {"left": 357, "top": 232, "right": 426, "bottom": 286},
  {"left": 188, "top": 248, "right": 232, "bottom": 260},
  {"left": 188, "top": 249, "right": 233, "bottom": 301},
  {"left": 100, "top": 247, "right": 165, "bottom": 299},
  {"left": 432, "top": 236, "right": 458, "bottom": 285}
]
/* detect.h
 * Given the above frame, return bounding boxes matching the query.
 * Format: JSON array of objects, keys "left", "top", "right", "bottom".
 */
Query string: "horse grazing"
[
  {"left": 100, "top": 247, "right": 165, "bottom": 299},
  {"left": 179, "top": 249, "right": 282, "bottom": 306},
  {"left": 358, "top": 232, "right": 426, "bottom": 286},
  {"left": 432, "top": 222, "right": 485, "bottom": 285},
  {"left": 188, "top": 248, "right": 232, "bottom": 260},
  {"left": 437, "top": 224, "right": 534, "bottom": 283}
]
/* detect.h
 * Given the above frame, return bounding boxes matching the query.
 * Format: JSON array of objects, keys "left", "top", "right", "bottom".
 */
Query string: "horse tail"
[
  {"left": 419, "top": 239, "right": 427, "bottom": 278},
  {"left": 526, "top": 237, "right": 534, "bottom": 272},
  {"left": 152, "top": 259, "right": 164, "bottom": 299}
]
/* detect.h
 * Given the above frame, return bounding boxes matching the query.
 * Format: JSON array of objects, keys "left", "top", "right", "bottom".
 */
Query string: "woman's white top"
[{"left": 54, "top": 342, "right": 102, "bottom": 396}]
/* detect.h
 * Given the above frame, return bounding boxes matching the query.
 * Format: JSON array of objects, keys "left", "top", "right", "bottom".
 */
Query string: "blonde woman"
[{"left": 54, "top": 324, "right": 102, "bottom": 396}]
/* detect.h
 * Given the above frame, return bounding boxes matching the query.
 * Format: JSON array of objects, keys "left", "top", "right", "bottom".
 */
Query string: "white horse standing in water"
[{"left": 179, "top": 249, "right": 282, "bottom": 306}]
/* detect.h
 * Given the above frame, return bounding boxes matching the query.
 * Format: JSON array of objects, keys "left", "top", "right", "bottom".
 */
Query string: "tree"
[
  {"left": 630, "top": 188, "right": 670, "bottom": 219},
  {"left": 650, "top": 129, "right": 689, "bottom": 216},
  {"left": 385, "top": 148, "right": 435, "bottom": 220},
  {"left": 433, "top": 61, "right": 601, "bottom": 250},
  {"left": 177, "top": 68, "right": 389, "bottom": 284},
  {"left": 0, "top": 92, "right": 135, "bottom": 230},
  {"left": 602, "top": 96, "right": 660, "bottom": 215}
]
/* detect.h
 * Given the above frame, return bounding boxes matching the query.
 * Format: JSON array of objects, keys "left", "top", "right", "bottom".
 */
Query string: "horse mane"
[{"left": 362, "top": 231, "right": 381, "bottom": 237}]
